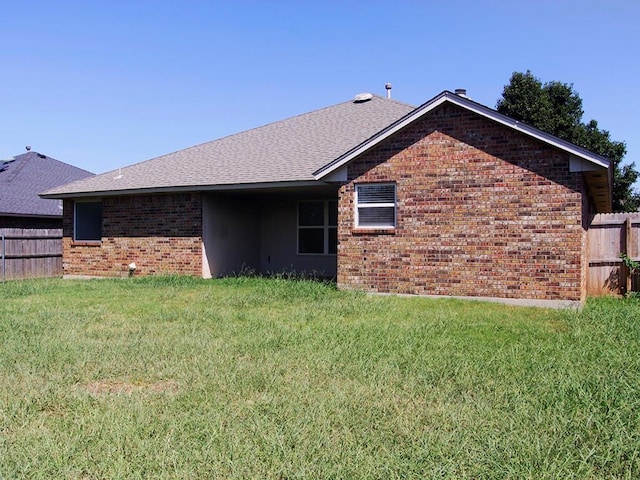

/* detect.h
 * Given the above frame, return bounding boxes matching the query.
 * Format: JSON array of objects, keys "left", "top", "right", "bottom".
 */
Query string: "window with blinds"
[{"left": 355, "top": 183, "right": 396, "bottom": 228}]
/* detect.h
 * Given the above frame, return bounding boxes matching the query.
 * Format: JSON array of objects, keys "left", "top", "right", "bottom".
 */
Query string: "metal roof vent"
[
  {"left": 454, "top": 88, "right": 468, "bottom": 98},
  {"left": 385, "top": 83, "right": 392, "bottom": 99},
  {"left": 353, "top": 92, "right": 373, "bottom": 103}
]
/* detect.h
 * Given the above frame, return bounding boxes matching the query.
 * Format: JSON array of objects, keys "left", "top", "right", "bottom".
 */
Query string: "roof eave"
[
  {"left": 0, "top": 212, "right": 61, "bottom": 219},
  {"left": 40, "top": 180, "right": 326, "bottom": 199}
]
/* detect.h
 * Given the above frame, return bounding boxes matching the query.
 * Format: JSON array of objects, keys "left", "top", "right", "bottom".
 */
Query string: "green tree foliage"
[{"left": 496, "top": 71, "right": 639, "bottom": 212}]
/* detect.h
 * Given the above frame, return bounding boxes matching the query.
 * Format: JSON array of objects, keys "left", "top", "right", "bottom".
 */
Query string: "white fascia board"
[{"left": 314, "top": 91, "right": 610, "bottom": 180}]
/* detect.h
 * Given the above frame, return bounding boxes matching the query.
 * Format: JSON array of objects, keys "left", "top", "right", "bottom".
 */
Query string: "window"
[
  {"left": 74, "top": 200, "right": 102, "bottom": 241},
  {"left": 355, "top": 183, "right": 396, "bottom": 228},
  {"left": 298, "top": 200, "right": 337, "bottom": 254}
]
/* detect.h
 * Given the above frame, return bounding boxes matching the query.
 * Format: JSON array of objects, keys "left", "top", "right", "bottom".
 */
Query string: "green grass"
[{"left": 1, "top": 277, "right": 639, "bottom": 479}]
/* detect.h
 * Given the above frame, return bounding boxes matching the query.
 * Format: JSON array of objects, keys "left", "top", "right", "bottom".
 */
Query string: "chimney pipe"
[{"left": 385, "top": 83, "right": 392, "bottom": 99}]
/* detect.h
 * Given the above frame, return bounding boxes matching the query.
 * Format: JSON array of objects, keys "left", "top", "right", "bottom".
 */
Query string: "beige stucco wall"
[
  {"left": 259, "top": 198, "right": 337, "bottom": 278},
  {"left": 202, "top": 194, "right": 337, "bottom": 279},
  {"left": 202, "top": 194, "right": 260, "bottom": 278}
]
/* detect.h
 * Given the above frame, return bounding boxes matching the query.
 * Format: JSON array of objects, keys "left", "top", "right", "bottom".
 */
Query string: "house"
[
  {"left": 41, "top": 90, "right": 611, "bottom": 305},
  {"left": 1, "top": 150, "right": 93, "bottom": 229}
]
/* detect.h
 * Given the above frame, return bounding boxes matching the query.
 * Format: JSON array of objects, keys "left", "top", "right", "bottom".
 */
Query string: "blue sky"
[{"left": 2, "top": 0, "right": 639, "bottom": 189}]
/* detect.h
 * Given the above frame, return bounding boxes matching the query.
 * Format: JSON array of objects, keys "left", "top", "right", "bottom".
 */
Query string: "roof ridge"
[{"left": 5, "top": 151, "right": 32, "bottom": 182}]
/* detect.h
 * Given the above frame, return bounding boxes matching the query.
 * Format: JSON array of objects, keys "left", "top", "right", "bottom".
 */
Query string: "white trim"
[{"left": 314, "top": 91, "right": 611, "bottom": 180}]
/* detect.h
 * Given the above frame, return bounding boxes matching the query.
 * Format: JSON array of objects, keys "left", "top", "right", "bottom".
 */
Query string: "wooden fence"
[
  {"left": 1, "top": 228, "right": 63, "bottom": 281},
  {"left": 587, "top": 213, "right": 640, "bottom": 296}
]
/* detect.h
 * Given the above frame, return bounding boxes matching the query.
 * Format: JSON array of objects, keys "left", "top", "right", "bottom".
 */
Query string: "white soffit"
[
  {"left": 321, "top": 165, "right": 348, "bottom": 182},
  {"left": 570, "top": 155, "right": 604, "bottom": 172}
]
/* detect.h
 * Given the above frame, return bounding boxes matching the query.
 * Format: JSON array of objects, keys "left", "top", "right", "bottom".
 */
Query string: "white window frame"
[
  {"left": 297, "top": 200, "right": 337, "bottom": 255},
  {"left": 74, "top": 200, "right": 102, "bottom": 242},
  {"left": 355, "top": 183, "right": 396, "bottom": 229}
]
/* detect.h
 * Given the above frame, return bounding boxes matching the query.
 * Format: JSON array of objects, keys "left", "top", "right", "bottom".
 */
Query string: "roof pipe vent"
[
  {"left": 385, "top": 83, "right": 392, "bottom": 99},
  {"left": 454, "top": 88, "right": 468, "bottom": 98}
]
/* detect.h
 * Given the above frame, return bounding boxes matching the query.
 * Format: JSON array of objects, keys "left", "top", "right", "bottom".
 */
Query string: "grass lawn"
[{"left": 1, "top": 277, "right": 639, "bottom": 479}]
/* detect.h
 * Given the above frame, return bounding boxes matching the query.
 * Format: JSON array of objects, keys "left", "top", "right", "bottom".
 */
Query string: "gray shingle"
[
  {"left": 42, "top": 95, "right": 415, "bottom": 197},
  {"left": 0, "top": 152, "right": 93, "bottom": 217}
]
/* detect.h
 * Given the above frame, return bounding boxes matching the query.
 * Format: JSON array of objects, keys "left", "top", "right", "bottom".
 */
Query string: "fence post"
[{"left": 627, "top": 218, "right": 633, "bottom": 294}]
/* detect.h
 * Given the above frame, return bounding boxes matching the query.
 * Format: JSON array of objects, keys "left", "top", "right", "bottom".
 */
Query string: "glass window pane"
[
  {"left": 358, "top": 206, "right": 395, "bottom": 227},
  {"left": 328, "top": 201, "right": 338, "bottom": 226},
  {"left": 328, "top": 227, "right": 337, "bottom": 254},
  {"left": 357, "top": 184, "right": 395, "bottom": 204},
  {"left": 299, "top": 228, "right": 324, "bottom": 253},
  {"left": 75, "top": 201, "right": 102, "bottom": 241},
  {"left": 299, "top": 201, "right": 324, "bottom": 226}
]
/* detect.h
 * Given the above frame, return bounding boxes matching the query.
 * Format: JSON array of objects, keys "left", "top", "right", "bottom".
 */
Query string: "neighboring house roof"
[
  {"left": 41, "top": 90, "right": 612, "bottom": 211},
  {"left": 0, "top": 152, "right": 94, "bottom": 218},
  {"left": 41, "top": 95, "right": 415, "bottom": 198}
]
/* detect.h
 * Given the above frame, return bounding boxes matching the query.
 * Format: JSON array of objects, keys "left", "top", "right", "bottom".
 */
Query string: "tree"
[{"left": 496, "top": 71, "right": 639, "bottom": 212}]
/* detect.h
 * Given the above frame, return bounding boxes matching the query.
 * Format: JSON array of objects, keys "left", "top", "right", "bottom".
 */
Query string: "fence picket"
[
  {"left": 587, "top": 213, "right": 640, "bottom": 295},
  {"left": 0, "top": 228, "right": 63, "bottom": 280}
]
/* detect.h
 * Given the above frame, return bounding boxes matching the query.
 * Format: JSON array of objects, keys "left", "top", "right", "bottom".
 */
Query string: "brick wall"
[
  {"left": 338, "top": 103, "right": 588, "bottom": 302},
  {"left": 62, "top": 193, "right": 202, "bottom": 277}
]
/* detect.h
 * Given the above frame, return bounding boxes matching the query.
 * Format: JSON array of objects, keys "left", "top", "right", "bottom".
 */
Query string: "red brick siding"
[
  {"left": 62, "top": 193, "right": 202, "bottom": 277},
  {"left": 338, "top": 104, "right": 587, "bottom": 302}
]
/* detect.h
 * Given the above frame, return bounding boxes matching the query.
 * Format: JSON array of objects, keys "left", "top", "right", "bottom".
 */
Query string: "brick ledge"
[
  {"left": 351, "top": 228, "right": 396, "bottom": 235},
  {"left": 70, "top": 240, "right": 102, "bottom": 247}
]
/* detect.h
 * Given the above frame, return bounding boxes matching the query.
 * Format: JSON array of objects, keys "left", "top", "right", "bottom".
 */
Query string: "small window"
[
  {"left": 74, "top": 201, "right": 102, "bottom": 241},
  {"left": 355, "top": 183, "right": 396, "bottom": 228},
  {"left": 298, "top": 200, "right": 337, "bottom": 255}
]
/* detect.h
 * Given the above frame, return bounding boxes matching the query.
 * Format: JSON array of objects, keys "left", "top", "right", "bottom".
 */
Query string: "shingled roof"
[
  {"left": 40, "top": 90, "right": 612, "bottom": 211},
  {"left": 0, "top": 152, "right": 93, "bottom": 218},
  {"left": 41, "top": 95, "right": 415, "bottom": 198}
]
